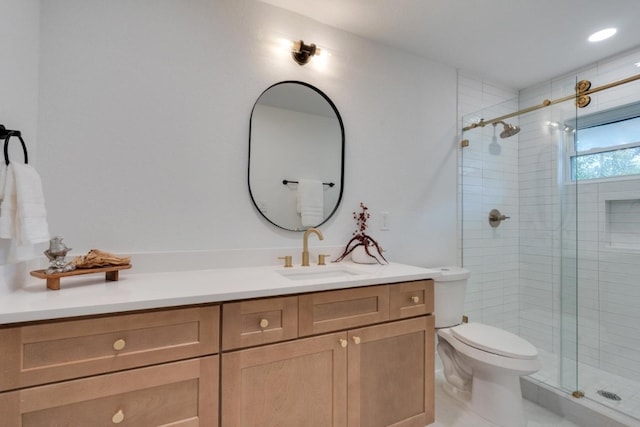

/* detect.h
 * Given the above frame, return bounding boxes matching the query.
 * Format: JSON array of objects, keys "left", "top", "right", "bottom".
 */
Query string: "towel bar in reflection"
[{"left": 282, "top": 179, "right": 335, "bottom": 187}]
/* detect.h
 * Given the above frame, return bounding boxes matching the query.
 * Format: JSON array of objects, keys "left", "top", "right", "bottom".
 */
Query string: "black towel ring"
[{"left": 0, "top": 125, "right": 28, "bottom": 166}]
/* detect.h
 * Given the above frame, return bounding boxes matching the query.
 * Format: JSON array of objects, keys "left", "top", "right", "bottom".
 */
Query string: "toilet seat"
[{"left": 451, "top": 323, "right": 538, "bottom": 360}]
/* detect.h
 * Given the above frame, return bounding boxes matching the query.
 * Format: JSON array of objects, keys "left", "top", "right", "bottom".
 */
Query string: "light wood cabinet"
[
  {"left": 299, "top": 285, "right": 390, "bottom": 336},
  {"left": 222, "top": 296, "right": 298, "bottom": 350},
  {"left": 0, "top": 356, "right": 218, "bottom": 426},
  {"left": 221, "top": 332, "right": 348, "bottom": 427},
  {"left": 0, "top": 305, "right": 220, "bottom": 427},
  {"left": 389, "top": 279, "right": 433, "bottom": 320},
  {"left": 0, "top": 305, "right": 219, "bottom": 392},
  {"left": 348, "top": 315, "right": 434, "bottom": 427},
  {"left": 221, "top": 280, "right": 434, "bottom": 427},
  {"left": 0, "top": 279, "right": 434, "bottom": 427}
]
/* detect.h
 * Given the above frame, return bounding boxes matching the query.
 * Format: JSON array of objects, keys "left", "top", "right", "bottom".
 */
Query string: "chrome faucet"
[{"left": 302, "top": 227, "right": 324, "bottom": 266}]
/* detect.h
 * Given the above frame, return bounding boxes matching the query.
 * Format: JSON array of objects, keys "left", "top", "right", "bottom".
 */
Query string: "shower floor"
[{"left": 531, "top": 348, "right": 640, "bottom": 423}]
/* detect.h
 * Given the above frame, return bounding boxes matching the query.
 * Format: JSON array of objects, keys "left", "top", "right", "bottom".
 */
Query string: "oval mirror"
[{"left": 248, "top": 81, "right": 344, "bottom": 231}]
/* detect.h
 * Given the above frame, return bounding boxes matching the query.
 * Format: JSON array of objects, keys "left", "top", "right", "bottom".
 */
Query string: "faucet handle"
[
  {"left": 318, "top": 254, "right": 331, "bottom": 265},
  {"left": 278, "top": 256, "right": 293, "bottom": 268}
]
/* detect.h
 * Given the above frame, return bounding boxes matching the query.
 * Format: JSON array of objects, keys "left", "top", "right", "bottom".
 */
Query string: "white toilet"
[{"left": 433, "top": 266, "right": 540, "bottom": 427}]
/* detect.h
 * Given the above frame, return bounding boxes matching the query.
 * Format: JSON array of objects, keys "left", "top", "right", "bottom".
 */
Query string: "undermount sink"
[{"left": 277, "top": 265, "right": 365, "bottom": 281}]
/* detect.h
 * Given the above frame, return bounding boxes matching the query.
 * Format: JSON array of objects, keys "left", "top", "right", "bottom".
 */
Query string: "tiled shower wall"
[
  {"left": 519, "top": 48, "right": 640, "bottom": 382},
  {"left": 459, "top": 46, "right": 640, "bottom": 383},
  {"left": 458, "top": 71, "right": 520, "bottom": 334}
]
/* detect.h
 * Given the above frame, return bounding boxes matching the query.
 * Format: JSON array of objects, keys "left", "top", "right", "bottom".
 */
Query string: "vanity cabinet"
[
  {"left": 0, "top": 305, "right": 220, "bottom": 426},
  {"left": 221, "top": 280, "right": 434, "bottom": 427},
  {"left": 0, "top": 278, "right": 434, "bottom": 427}
]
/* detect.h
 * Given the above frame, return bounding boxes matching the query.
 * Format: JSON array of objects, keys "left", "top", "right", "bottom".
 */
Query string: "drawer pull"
[
  {"left": 410, "top": 295, "right": 420, "bottom": 303},
  {"left": 112, "top": 409, "right": 125, "bottom": 424},
  {"left": 352, "top": 336, "right": 361, "bottom": 345},
  {"left": 259, "top": 318, "right": 269, "bottom": 328},
  {"left": 340, "top": 339, "right": 347, "bottom": 348},
  {"left": 113, "top": 339, "right": 126, "bottom": 351}
]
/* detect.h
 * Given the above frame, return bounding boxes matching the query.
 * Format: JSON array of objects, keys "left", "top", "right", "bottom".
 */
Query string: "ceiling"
[{"left": 259, "top": 0, "right": 640, "bottom": 90}]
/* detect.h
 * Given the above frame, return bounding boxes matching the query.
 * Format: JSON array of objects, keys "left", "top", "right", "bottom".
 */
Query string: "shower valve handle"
[{"left": 488, "top": 209, "right": 510, "bottom": 228}]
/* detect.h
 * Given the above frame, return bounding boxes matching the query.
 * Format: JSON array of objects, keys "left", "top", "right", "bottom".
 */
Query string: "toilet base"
[
  {"left": 436, "top": 325, "right": 539, "bottom": 427},
  {"left": 471, "top": 367, "right": 526, "bottom": 427}
]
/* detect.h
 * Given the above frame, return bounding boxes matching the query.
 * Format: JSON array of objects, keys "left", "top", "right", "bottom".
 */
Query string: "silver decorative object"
[{"left": 45, "top": 236, "right": 76, "bottom": 274}]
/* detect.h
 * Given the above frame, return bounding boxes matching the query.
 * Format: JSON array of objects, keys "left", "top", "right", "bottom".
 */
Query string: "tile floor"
[{"left": 432, "top": 370, "right": 581, "bottom": 427}]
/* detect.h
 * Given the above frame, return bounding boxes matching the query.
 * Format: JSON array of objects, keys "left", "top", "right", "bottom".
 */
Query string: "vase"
[{"left": 351, "top": 244, "right": 378, "bottom": 264}]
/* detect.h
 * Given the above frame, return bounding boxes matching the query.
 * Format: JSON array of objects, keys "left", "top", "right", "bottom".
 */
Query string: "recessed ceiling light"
[
  {"left": 588, "top": 28, "right": 617, "bottom": 42},
  {"left": 635, "top": 61, "right": 640, "bottom": 68}
]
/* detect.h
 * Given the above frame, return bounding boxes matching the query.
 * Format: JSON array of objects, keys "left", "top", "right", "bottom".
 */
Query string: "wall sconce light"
[{"left": 291, "top": 40, "right": 321, "bottom": 65}]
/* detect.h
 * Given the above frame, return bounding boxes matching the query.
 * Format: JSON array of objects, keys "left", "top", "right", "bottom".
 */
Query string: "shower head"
[{"left": 493, "top": 121, "right": 521, "bottom": 138}]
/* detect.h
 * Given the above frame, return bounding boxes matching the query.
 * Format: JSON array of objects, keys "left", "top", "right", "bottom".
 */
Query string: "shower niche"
[{"left": 603, "top": 197, "right": 640, "bottom": 250}]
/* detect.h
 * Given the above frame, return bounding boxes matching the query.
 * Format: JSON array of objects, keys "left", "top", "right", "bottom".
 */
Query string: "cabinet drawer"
[
  {"left": 389, "top": 280, "right": 434, "bottom": 319},
  {"left": 0, "top": 356, "right": 218, "bottom": 427},
  {"left": 0, "top": 305, "right": 219, "bottom": 392},
  {"left": 299, "top": 285, "right": 389, "bottom": 336},
  {"left": 222, "top": 296, "right": 298, "bottom": 350}
]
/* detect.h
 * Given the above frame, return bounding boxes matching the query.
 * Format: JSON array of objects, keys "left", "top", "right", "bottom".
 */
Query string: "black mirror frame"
[{"left": 248, "top": 81, "right": 345, "bottom": 231}]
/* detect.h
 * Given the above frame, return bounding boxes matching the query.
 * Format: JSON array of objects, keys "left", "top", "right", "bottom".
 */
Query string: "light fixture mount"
[{"left": 291, "top": 40, "right": 320, "bottom": 65}]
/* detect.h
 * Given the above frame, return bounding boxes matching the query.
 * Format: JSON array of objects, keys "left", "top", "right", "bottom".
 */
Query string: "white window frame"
[{"left": 565, "top": 101, "right": 640, "bottom": 182}]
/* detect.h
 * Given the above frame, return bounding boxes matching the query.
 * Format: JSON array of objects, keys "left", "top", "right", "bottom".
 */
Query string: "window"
[{"left": 569, "top": 102, "right": 640, "bottom": 181}]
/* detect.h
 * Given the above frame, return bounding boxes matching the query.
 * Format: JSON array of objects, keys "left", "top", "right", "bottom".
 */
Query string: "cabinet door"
[
  {"left": 347, "top": 316, "right": 434, "bottom": 427},
  {"left": 0, "top": 356, "right": 218, "bottom": 426},
  {"left": 221, "top": 332, "right": 347, "bottom": 427}
]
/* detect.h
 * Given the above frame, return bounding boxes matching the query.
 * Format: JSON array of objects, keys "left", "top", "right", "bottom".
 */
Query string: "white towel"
[
  {"left": 0, "top": 162, "right": 7, "bottom": 201},
  {"left": 297, "top": 179, "right": 324, "bottom": 226},
  {"left": 0, "top": 163, "right": 50, "bottom": 251}
]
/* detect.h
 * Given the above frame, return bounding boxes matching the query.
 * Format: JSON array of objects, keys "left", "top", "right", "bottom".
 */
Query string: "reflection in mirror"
[{"left": 249, "top": 81, "right": 344, "bottom": 231}]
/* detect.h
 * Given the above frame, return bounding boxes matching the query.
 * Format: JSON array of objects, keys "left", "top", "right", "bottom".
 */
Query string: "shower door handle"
[{"left": 488, "top": 209, "right": 510, "bottom": 228}]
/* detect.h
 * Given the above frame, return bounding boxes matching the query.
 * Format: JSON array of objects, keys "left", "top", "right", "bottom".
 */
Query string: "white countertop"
[{"left": 0, "top": 261, "right": 441, "bottom": 325}]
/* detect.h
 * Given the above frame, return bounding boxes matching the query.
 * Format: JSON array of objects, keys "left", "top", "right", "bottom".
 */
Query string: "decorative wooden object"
[{"left": 30, "top": 264, "right": 132, "bottom": 291}]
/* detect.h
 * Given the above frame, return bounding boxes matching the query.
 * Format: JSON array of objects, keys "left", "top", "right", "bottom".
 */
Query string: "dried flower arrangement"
[{"left": 334, "top": 202, "right": 387, "bottom": 264}]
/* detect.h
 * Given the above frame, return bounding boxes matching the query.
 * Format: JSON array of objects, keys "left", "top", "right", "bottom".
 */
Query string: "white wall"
[
  {"left": 0, "top": 0, "right": 40, "bottom": 264},
  {"left": 34, "top": 0, "right": 458, "bottom": 268}
]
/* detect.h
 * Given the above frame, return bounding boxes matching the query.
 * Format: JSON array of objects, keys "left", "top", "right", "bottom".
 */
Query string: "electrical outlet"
[{"left": 380, "top": 211, "right": 390, "bottom": 230}]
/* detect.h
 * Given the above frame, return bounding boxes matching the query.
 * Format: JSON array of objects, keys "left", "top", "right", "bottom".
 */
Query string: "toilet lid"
[{"left": 451, "top": 323, "right": 538, "bottom": 360}]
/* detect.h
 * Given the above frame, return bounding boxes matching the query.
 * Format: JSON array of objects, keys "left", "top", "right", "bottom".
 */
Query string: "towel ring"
[{"left": 0, "top": 125, "right": 28, "bottom": 166}]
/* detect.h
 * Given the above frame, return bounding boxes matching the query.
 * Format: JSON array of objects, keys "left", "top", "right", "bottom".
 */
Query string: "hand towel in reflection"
[
  {"left": 297, "top": 179, "right": 324, "bottom": 227},
  {"left": 0, "top": 163, "right": 7, "bottom": 201}
]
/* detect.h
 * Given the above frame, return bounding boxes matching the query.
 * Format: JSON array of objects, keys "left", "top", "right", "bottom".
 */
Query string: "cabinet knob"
[
  {"left": 339, "top": 338, "right": 347, "bottom": 348},
  {"left": 112, "top": 409, "right": 124, "bottom": 424},
  {"left": 113, "top": 339, "right": 126, "bottom": 351},
  {"left": 410, "top": 295, "right": 420, "bottom": 303},
  {"left": 259, "top": 318, "right": 269, "bottom": 328},
  {"left": 352, "top": 336, "right": 361, "bottom": 345}
]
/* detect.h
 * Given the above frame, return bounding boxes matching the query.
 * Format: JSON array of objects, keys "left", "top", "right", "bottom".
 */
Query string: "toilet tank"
[{"left": 432, "top": 266, "right": 470, "bottom": 328}]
